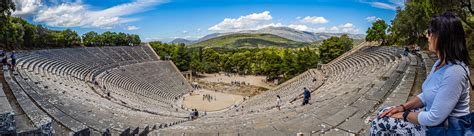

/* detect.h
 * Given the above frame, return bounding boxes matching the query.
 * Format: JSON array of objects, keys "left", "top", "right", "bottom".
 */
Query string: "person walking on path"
[
  {"left": 276, "top": 95, "right": 282, "bottom": 110},
  {"left": 302, "top": 87, "right": 311, "bottom": 106}
]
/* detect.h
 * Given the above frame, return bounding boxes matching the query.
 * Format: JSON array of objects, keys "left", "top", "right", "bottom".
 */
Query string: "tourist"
[
  {"left": 370, "top": 12, "right": 473, "bottom": 135},
  {"left": 403, "top": 47, "right": 409, "bottom": 56},
  {"left": 10, "top": 52, "right": 15, "bottom": 60},
  {"left": 276, "top": 95, "right": 282, "bottom": 110},
  {"left": 103, "top": 129, "right": 111, "bottom": 136},
  {"left": 414, "top": 45, "right": 421, "bottom": 54},
  {"left": 10, "top": 55, "right": 16, "bottom": 71},
  {"left": 2, "top": 56, "right": 7, "bottom": 67},
  {"left": 194, "top": 109, "right": 199, "bottom": 119},
  {"left": 189, "top": 109, "right": 195, "bottom": 120},
  {"left": 302, "top": 87, "right": 311, "bottom": 106}
]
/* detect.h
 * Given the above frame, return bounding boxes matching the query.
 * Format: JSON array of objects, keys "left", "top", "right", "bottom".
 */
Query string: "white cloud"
[
  {"left": 197, "top": 28, "right": 201, "bottom": 32},
  {"left": 288, "top": 24, "right": 310, "bottom": 31},
  {"left": 182, "top": 30, "right": 188, "bottom": 34},
  {"left": 14, "top": 0, "right": 166, "bottom": 29},
  {"left": 288, "top": 24, "right": 329, "bottom": 33},
  {"left": 12, "top": 0, "right": 42, "bottom": 17},
  {"left": 209, "top": 11, "right": 277, "bottom": 32},
  {"left": 299, "top": 16, "right": 328, "bottom": 24},
  {"left": 329, "top": 26, "right": 339, "bottom": 31},
  {"left": 257, "top": 23, "right": 283, "bottom": 29},
  {"left": 341, "top": 23, "right": 353, "bottom": 28},
  {"left": 209, "top": 11, "right": 359, "bottom": 35},
  {"left": 361, "top": 0, "right": 405, "bottom": 11},
  {"left": 287, "top": 23, "right": 359, "bottom": 34},
  {"left": 370, "top": 2, "right": 397, "bottom": 10},
  {"left": 127, "top": 26, "right": 139, "bottom": 30},
  {"left": 366, "top": 16, "right": 381, "bottom": 22},
  {"left": 337, "top": 23, "right": 359, "bottom": 33}
]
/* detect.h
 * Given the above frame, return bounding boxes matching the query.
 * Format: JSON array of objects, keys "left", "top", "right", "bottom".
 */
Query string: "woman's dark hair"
[
  {"left": 277, "top": 95, "right": 280, "bottom": 98},
  {"left": 429, "top": 11, "right": 470, "bottom": 66}
]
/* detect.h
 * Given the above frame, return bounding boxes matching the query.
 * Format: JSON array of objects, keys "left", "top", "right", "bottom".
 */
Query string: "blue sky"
[{"left": 12, "top": 0, "right": 404, "bottom": 42}]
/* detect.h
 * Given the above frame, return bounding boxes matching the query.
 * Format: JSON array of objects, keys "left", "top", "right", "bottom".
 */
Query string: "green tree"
[
  {"left": 172, "top": 44, "right": 191, "bottom": 71},
  {"left": 366, "top": 19, "right": 388, "bottom": 45},
  {"left": 319, "top": 35, "right": 353, "bottom": 64},
  {"left": 0, "top": 0, "right": 15, "bottom": 49},
  {"left": 389, "top": 0, "right": 430, "bottom": 46},
  {"left": 36, "top": 25, "right": 52, "bottom": 48},
  {"left": 129, "top": 34, "right": 141, "bottom": 45},
  {"left": 82, "top": 31, "right": 99, "bottom": 46},
  {"left": 22, "top": 23, "right": 38, "bottom": 48},
  {"left": 101, "top": 31, "right": 116, "bottom": 46},
  {"left": 116, "top": 32, "right": 128, "bottom": 45},
  {"left": 4, "top": 22, "right": 24, "bottom": 49},
  {"left": 62, "top": 29, "right": 80, "bottom": 47},
  {"left": 149, "top": 41, "right": 322, "bottom": 82}
]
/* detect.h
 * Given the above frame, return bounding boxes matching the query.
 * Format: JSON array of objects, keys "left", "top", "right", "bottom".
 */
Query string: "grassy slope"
[{"left": 189, "top": 33, "right": 310, "bottom": 48}]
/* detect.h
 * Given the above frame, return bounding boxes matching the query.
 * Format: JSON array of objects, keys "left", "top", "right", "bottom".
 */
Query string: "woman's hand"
[
  {"left": 390, "top": 112, "right": 404, "bottom": 119},
  {"left": 379, "top": 106, "right": 404, "bottom": 118}
]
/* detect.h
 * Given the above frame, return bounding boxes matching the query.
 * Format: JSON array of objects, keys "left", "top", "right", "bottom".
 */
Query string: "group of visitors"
[
  {"left": 231, "top": 81, "right": 248, "bottom": 86},
  {"left": 202, "top": 94, "right": 215, "bottom": 102},
  {"left": 192, "top": 84, "right": 201, "bottom": 90},
  {"left": 1, "top": 51, "right": 16, "bottom": 71},
  {"left": 234, "top": 105, "right": 244, "bottom": 112},
  {"left": 190, "top": 109, "right": 199, "bottom": 120},
  {"left": 403, "top": 45, "right": 421, "bottom": 56}
]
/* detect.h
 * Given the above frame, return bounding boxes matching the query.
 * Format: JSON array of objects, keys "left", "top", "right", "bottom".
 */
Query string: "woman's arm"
[
  {"left": 402, "top": 96, "right": 424, "bottom": 110},
  {"left": 407, "top": 112, "right": 420, "bottom": 124},
  {"left": 416, "top": 68, "right": 465, "bottom": 126},
  {"left": 379, "top": 96, "right": 424, "bottom": 118}
]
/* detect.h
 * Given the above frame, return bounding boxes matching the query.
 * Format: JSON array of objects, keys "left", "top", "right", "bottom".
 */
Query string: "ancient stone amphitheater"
[{"left": 0, "top": 42, "right": 436, "bottom": 136}]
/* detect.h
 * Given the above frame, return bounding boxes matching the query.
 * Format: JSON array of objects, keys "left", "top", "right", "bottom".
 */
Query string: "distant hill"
[
  {"left": 171, "top": 26, "right": 366, "bottom": 44},
  {"left": 170, "top": 27, "right": 366, "bottom": 47},
  {"left": 189, "top": 33, "right": 310, "bottom": 48},
  {"left": 245, "top": 27, "right": 365, "bottom": 42},
  {"left": 170, "top": 38, "right": 193, "bottom": 45},
  {"left": 240, "top": 27, "right": 366, "bottom": 42}
]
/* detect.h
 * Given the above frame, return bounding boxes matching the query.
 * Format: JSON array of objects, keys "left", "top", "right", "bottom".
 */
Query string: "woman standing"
[
  {"left": 370, "top": 12, "right": 471, "bottom": 135},
  {"left": 276, "top": 95, "right": 282, "bottom": 110}
]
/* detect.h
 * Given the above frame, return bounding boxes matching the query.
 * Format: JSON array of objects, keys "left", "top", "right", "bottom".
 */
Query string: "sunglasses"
[{"left": 425, "top": 28, "right": 433, "bottom": 37}]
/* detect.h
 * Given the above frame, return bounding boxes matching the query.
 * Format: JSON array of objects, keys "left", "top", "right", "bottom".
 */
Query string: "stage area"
[{"left": 182, "top": 89, "right": 244, "bottom": 112}]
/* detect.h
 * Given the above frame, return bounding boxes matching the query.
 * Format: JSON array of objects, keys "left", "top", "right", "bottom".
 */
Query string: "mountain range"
[
  {"left": 188, "top": 33, "right": 311, "bottom": 48},
  {"left": 170, "top": 26, "right": 366, "bottom": 45}
]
